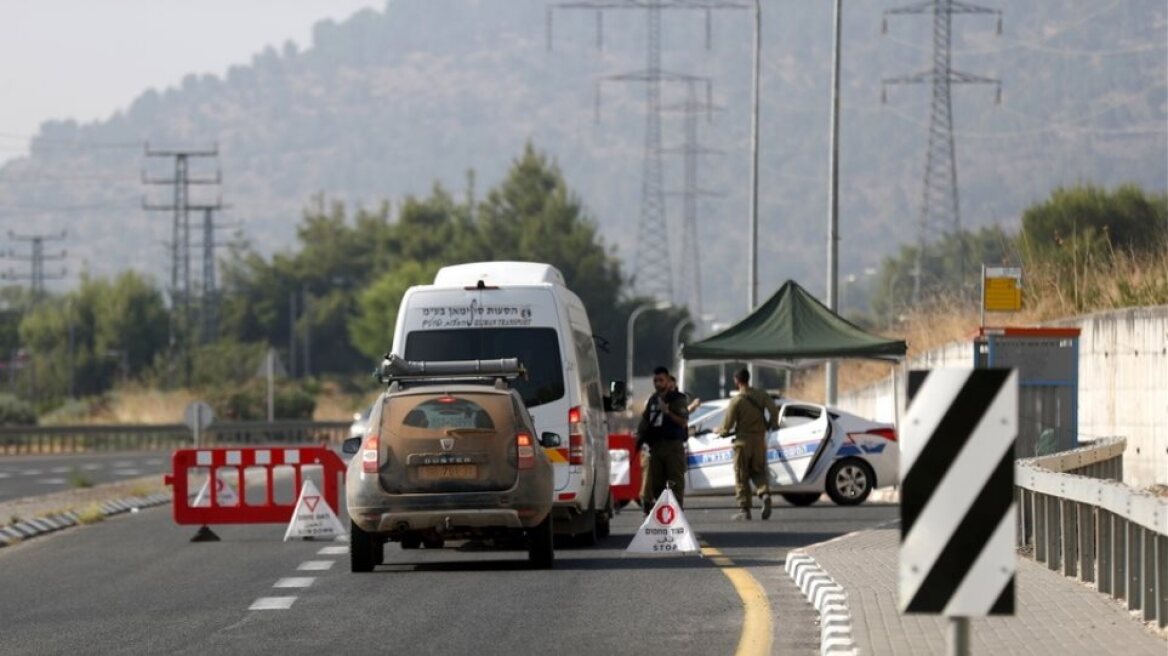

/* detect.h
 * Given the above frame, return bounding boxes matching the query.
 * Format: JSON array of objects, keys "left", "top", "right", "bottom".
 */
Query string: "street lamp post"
[
  {"left": 626, "top": 300, "right": 672, "bottom": 391},
  {"left": 671, "top": 318, "right": 694, "bottom": 372}
]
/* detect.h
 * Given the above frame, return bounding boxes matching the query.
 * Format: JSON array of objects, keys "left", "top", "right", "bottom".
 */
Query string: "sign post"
[
  {"left": 183, "top": 401, "right": 214, "bottom": 448},
  {"left": 901, "top": 369, "right": 1018, "bottom": 655}
]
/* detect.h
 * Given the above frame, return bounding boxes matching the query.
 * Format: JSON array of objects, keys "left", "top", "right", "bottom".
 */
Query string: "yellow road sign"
[{"left": 983, "top": 267, "right": 1022, "bottom": 312}]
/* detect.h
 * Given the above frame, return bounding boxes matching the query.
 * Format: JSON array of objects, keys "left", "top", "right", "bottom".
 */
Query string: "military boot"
[
  {"left": 761, "top": 495, "right": 773, "bottom": 520},
  {"left": 731, "top": 509, "right": 752, "bottom": 521}
]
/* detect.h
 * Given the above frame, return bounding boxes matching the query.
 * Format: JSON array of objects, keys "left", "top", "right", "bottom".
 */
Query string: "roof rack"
[{"left": 374, "top": 354, "right": 527, "bottom": 386}]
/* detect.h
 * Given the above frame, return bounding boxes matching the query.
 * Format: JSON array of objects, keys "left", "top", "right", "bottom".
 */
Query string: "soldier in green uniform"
[
  {"left": 636, "top": 366, "right": 691, "bottom": 513},
  {"left": 719, "top": 368, "right": 779, "bottom": 520}
]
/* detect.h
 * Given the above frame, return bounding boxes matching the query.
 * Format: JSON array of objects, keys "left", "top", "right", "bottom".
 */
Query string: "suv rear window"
[
  {"left": 404, "top": 328, "right": 565, "bottom": 408},
  {"left": 402, "top": 397, "right": 496, "bottom": 430}
]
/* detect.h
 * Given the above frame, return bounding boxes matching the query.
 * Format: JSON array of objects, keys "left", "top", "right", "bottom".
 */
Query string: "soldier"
[
  {"left": 719, "top": 368, "right": 779, "bottom": 520},
  {"left": 636, "top": 366, "right": 690, "bottom": 513}
]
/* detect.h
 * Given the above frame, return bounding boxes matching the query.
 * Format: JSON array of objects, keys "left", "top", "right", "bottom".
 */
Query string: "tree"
[
  {"left": 871, "top": 226, "right": 1017, "bottom": 322},
  {"left": 349, "top": 260, "right": 440, "bottom": 360},
  {"left": 1020, "top": 184, "right": 1168, "bottom": 260}
]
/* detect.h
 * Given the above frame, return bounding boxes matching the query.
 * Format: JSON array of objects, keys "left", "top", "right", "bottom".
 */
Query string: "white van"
[{"left": 390, "top": 261, "right": 620, "bottom": 542}]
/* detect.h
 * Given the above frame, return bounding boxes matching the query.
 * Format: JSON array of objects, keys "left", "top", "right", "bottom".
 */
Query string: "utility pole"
[
  {"left": 883, "top": 0, "right": 1002, "bottom": 305},
  {"left": 2, "top": 230, "right": 67, "bottom": 302},
  {"left": 825, "top": 0, "right": 843, "bottom": 406},
  {"left": 661, "top": 76, "right": 722, "bottom": 318},
  {"left": 549, "top": 0, "right": 747, "bottom": 303},
  {"left": 142, "top": 143, "right": 221, "bottom": 384}
]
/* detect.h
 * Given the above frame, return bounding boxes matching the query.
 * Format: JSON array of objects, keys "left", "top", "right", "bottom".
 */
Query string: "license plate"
[{"left": 417, "top": 464, "right": 478, "bottom": 480}]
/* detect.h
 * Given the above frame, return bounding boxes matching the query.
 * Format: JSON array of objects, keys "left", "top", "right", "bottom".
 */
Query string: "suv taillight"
[
  {"left": 362, "top": 435, "right": 380, "bottom": 473},
  {"left": 568, "top": 406, "right": 585, "bottom": 465},
  {"left": 517, "top": 432, "right": 535, "bottom": 470}
]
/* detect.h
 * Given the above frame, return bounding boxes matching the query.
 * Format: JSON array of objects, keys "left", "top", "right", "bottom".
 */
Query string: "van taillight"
[
  {"left": 568, "top": 406, "right": 585, "bottom": 465},
  {"left": 362, "top": 435, "right": 380, "bottom": 474},
  {"left": 517, "top": 432, "right": 535, "bottom": 470},
  {"left": 868, "top": 428, "right": 898, "bottom": 442}
]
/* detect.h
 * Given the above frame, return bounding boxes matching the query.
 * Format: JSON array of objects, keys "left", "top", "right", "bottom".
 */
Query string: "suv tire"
[
  {"left": 350, "top": 521, "right": 379, "bottom": 573},
  {"left": 401, "top": 536, "right": 421, "bottom": 550},
  {"left": 528, "top": 515, "right": 554, "bottom": 569}
]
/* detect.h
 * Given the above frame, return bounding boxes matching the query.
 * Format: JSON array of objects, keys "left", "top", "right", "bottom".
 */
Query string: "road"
[
  {"left": 0, "top": 452, "right": 167, "bottom": 503},
  {"left": 0, "top": 493, "right": 896, "bottom": 655}
]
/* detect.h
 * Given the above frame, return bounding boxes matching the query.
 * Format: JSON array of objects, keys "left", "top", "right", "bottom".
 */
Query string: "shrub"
[{"left": 0, "top": 394, "right": 37, "bottom": 426}]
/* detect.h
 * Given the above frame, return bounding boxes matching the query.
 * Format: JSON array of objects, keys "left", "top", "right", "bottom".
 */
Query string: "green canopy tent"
[{"left": 678, "top": 280, "right": 907, "bottom": 389}]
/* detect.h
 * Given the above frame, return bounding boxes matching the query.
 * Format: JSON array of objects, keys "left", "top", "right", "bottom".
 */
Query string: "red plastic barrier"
[
  {"left": 164, "top": 446, "right": 346, "bottom": 526},
  {"left": 607, "top": 433, "right": 642, "bottom": 505}
]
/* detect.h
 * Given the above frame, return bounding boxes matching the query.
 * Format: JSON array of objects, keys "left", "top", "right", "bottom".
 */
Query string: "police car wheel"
[
  {"left": 825, "top": 459, "right": 874, "bottom": 506},
  {"left": 350, "top": 521, "right": 378, "bottom": 573},
  {"left": 780, "top": 492, "right": 820, "bottom": 507}
]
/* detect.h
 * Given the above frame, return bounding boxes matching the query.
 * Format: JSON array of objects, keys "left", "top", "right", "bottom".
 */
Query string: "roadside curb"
[
  {"left": 785, "top": 551, "right": 858, "bottom": 656},
  {"left": 0, "top": 492, "right": 171, "bottom": 549}
]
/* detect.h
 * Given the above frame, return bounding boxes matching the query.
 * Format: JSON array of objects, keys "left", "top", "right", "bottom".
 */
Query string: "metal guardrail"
[
  {"left": 1015, "top": 437, "right": 1168, "bottom": 629},
  {"left": 0, "top": 421, "right": 352, "bottom": 455}
]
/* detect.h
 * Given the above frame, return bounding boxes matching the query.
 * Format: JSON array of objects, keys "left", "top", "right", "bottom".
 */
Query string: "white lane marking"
[
  {"left": 21, "top": 470, "right": 44, "bottom": 476},
  {"left": 274, "top": 577, "right": 316, "bottom": 589},
  {"left": 0, "top": 473, "right": 10, "bottom": 479},
  {"left": 38, "top": 478, "right": 67, "bottom": 485},
  {"left": 114, "top": 469, "right": 142, "bottom": 476},
  {"left": 82, "top": 464, "right": 103, "bottom": 471},
  {"left": 297, "top": 560, "right": 335, "bottom": 571},
  {"left": 145, "top": 458, "right": 163, "bottom": 466},
  {"left": 249, "top": 597, "right": 297, "bottom": 610},
  {"left": 113, "top": 461, "right": 133, "bottom": 468},
  {"left": 317, "top": 546, "right": 348, "bottom": 555},
  {"left": 50, "top": 467, "right": 72, "bottom": 474}
]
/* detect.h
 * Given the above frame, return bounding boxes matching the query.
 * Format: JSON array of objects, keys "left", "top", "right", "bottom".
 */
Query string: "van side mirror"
[
  {"left": 604, "top": 380, "right": 628, "bottom": 412},
  {"left": 539, "top": 432, "right": 562, "bottom": 448},
  {"left": 342, "top": 437, "right": 362, "bottom": 455}
]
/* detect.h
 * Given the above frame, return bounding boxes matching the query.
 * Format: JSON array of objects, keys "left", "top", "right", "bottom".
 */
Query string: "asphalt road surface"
[
  {"left": 0, "top": 452, "right": 167, "bottom": 502},
  {"left": 0, "top": 491, "right": 896, "bottom": 655}
]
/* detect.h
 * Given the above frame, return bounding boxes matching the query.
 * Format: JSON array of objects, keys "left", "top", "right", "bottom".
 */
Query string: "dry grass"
[
  {"left": 788, "top": 244, "right": 1168, "bottom": 402},
  {"left": 74, "top": 504, "right": 106, "bottom": 525},
  {"left": 85, "top": 385, "right": 198, "bottom": 425},
  {"left": 312, "top": 380, "right": 377, "bottom": 421}
]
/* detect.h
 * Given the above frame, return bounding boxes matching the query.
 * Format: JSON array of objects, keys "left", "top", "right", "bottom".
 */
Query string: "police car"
[{"left": 684, "top": 397, "right": 898, "bottom": 506}]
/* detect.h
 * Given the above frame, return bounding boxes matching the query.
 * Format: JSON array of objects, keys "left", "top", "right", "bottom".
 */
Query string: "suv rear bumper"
[{"left": 353, "top": 508, "right": 529, "bottom": 534}]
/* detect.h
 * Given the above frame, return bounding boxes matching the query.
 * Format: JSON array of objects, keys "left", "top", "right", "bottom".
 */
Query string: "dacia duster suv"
[{"left": 344, "top": 357, "right": 556, "bottom": 571}]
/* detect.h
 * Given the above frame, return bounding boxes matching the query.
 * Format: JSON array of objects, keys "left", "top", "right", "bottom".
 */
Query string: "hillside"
[{"left": 0, "top": 0, "right": 1164, "bottom": 323}]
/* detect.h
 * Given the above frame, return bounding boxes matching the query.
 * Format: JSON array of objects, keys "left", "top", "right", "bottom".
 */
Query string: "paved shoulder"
[{"left": 803, "top": 525, "right": 1166, "bottom": 655}]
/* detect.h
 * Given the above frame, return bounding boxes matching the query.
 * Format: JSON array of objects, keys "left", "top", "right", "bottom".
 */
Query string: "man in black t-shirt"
[{"left": 636, "top": 366, "right": 690, "bottom": 512}]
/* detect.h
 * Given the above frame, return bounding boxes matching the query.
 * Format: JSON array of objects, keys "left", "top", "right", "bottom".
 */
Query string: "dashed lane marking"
[
  {"left": 297, "top": 560, "right": 335, "bottom": 571},
  {"left": 82, "top": 464, "right": 102, "bottom": 471},
  {"left": 114, "top": 469, "right": 142, "bottom": 476},
  {"left": 145, "top": 459, "right": 163, "bottom": 465},
  {"left": 273, "top": 577, "right": 316, "bottom": 589},
  {"left": 249, "top": 597, "right": 297, "bottom": 610},
  {"left": 37, "top": 478, "right": 67, "bottom": 485},
  {"left": 0, "top": 473, "right": 10, "bottom": 479},
  {"left": 50, "top": 467, "right": 71, "bottom": 474},
  {"left": 21, "top": 470, "right": 44, "bottom": 476},
  {"left": 317, "top": 546, "right": 348, "bottom": 555},
  {"left": 701, "top": 543, "right": 774, "bottom": 656}
]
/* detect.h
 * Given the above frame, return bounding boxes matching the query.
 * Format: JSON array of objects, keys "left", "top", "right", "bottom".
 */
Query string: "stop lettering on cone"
[
  {"left": 626, "top": 489, "right": 700, "bottom": 555},
  {"left": 283, "top": 479, "right": 346, "bottom": 541}
]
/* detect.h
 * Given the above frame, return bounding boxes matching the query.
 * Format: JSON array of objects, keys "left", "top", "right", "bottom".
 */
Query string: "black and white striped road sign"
[{"left": 899, "top": 368, "right": 1018, "bottom": 616}]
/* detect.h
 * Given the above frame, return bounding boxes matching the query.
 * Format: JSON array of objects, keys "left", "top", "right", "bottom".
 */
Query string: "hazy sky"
[{"left": 0, "top": 1, "right": 380, "bottom": 161}]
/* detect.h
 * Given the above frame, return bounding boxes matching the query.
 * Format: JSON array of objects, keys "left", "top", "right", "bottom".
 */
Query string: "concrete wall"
[{"left": 837, "top": 306, "right": 1168, "bottom": 488}]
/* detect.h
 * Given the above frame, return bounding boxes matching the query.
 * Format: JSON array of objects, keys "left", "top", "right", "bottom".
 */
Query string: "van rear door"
[{"left": 402, "top": 322, "right": 572, "bottom": 491}]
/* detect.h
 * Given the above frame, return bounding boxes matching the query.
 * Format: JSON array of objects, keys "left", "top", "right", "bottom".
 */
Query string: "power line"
[
  {"left": 661, "top": 77, "right": 722, "bottom": 317},
  {"left": 549, "top": 0, "right": 747, "bottom": 303},
  {"left": 141, "top": 143, "right": 222, "bottom": 384},
  {"left": 2, "top": 230, "right": 67, "bottom": 302},
  {"left": 882, "top": 0, "right": 1004, "bottom": 305}
]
